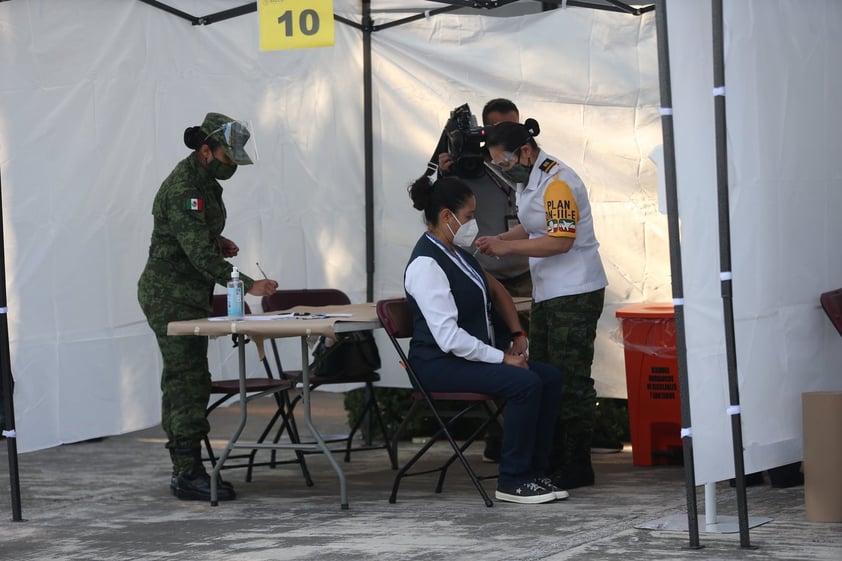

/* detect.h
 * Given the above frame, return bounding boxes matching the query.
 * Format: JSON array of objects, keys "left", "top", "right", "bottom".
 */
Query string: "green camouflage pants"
[
  {"left": 138, "top": 290, "right": 212, "bottom": 474},
  {"left": 529, "top": 288, "right": 605, "bottom": 471}
]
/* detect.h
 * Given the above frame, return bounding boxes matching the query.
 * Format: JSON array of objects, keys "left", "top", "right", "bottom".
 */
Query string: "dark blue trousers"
[{"left": 412, "top": 356, "right": 563, "bottom": 487}]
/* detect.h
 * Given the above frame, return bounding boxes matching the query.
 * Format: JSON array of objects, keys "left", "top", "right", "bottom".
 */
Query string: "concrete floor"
[{"left": 1, "top": 392, "right": 840, "bottom": 561}]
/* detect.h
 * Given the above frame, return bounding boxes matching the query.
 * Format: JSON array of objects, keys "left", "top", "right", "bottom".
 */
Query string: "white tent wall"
[
  {"left": 371, "top": 7, "right": 665, "bottom": 400},
  {"left": 667, "top": 0, "right": 842, "bottom": 484},
  {"left": 0, "top": 0, "right": 666, "bottom": 452},
  {"left": 0, "top": 0, "right": 368, "bottom": 451}
]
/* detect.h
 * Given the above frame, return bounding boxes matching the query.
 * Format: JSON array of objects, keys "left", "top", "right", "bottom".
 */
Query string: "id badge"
[{"left": 505, "top": 214, "right": 520, "bottom": 231}]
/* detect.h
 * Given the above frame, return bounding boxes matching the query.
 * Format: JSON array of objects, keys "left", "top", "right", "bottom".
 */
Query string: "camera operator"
[
  {"left": 429, "top": 99, "right": 531, "bottom": 463},
  {"left": 434, "top": 99, "right": 531, "bottom": 307}
]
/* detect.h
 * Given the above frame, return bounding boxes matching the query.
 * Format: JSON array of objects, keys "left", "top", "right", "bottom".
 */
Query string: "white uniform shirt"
[
  {"left": 517, "top": 149, "right": 608, "bottom": 303},
  {"left": 405, "top": 234, "right": 505, "bottom": 364}
]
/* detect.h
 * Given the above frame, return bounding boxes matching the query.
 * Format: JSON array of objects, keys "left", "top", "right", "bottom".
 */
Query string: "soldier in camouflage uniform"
[
  {"left": 137, "top": 113, "right": 278, "bottom": 501},
  {"left": 477, "top": 121, "right": 608, "bottom": 491}
]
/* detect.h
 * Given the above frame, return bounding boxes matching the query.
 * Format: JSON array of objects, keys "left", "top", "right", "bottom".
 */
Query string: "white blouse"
[{"left": 404, "top": 234, "right": 504, "bottom": 364}]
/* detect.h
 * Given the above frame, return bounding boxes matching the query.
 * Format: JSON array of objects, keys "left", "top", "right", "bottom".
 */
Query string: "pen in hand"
[
  {"left": 255, "top": 261, "right": 268, "bottom": 279},
  {"left": 254, "top": 261, "right": 278, "bottom": 294}
]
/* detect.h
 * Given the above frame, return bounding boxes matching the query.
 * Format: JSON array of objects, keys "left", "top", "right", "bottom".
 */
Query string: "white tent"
[
  {"left": 2, "top": 0, "right": 839, "bottom": 508},
  {"left": 664, "top": 0, "right": 842, "bottom": 485},
  {"left": 1, "top": 0, "right": 663, "bottom": 453}
]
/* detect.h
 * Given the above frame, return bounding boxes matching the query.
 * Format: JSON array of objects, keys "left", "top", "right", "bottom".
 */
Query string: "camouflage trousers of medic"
[
  {"left": 528, "top": 288, "right": 605, "bottom": 473},
  {"left": 138, "top": 293, "right": 212, "bottom": 476}
]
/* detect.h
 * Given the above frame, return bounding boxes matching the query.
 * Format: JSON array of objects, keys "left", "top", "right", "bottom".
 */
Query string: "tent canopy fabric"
[
  {"left": 3, "top": 1, "right": 839, "bottom": 494},
  {"left": 1, "top": 0, "right": 661, "bottom": 452},
  {"left": 132, "top": 0, "right": 655, "bottom": 26}
]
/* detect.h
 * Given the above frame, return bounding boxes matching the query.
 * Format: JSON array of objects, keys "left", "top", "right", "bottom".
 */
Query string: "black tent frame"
[
  {"left": 652, "top": 0, "right": 754, "bottom": 549},
  {"left": 1, "top": 168, "right": 23, "bottom": 522},
  {"left": 132, "top": 0, "right": 653, "bottom": 302},
  {"left": 6, "top": 3, "right": 759, "bottom": 551}
]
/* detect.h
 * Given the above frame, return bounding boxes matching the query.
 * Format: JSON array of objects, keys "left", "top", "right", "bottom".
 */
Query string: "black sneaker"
[
  {"left": 173, "top": 468, "right": 236, "bottom": 501},
  {"left": 536, "top": 477, "right": 569, "bottom": 500},
  {"left": 495, "top": 481, "right": 556, "bottom": 504}
]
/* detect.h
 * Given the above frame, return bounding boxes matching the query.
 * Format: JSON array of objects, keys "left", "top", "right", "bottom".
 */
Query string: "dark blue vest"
[{"left": 405, "top": 234, "right": 492, "bottom": 363}]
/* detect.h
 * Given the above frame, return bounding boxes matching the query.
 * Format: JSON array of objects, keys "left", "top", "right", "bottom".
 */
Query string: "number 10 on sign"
[{"left": 259, "top": 0, "right": 335, "bottom": 51}]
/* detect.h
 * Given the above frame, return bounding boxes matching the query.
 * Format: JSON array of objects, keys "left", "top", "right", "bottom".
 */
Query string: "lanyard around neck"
[{"left": 425, "top": 233, "right": 487, "bottom": 295}]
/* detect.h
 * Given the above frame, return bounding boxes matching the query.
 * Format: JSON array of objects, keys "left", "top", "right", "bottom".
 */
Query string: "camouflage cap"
[{"left": 200, "top": 112, "right": 254, "bottom": 165}]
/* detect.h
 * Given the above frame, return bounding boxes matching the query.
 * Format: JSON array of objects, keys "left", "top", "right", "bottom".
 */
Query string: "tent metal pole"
[
  {"left": 362, "top": 0, "right": 375, "bottom": 303},
  {"left": 654, "top": 0, "right": 701, "bottom": 548},
  {"left": 135, "top": 1, "right": 258, "bottom": 26},
  {"left": 371, "top": 6, "right": 460, "bottom": 31},
  {"left": 0, "top": 167, "right": 23, "bottom": 522},
  {"left": 136, "top": 0, "right": 199, "bottom": 24},
  {"left": 540, "top": 0, "right": 655, "bottom": 15},
  {"left": 194, "top": 4, "right": 258, "bottom": 26},
  {"left": 711, "top": 0, "right": 753, "bottom": 548}
]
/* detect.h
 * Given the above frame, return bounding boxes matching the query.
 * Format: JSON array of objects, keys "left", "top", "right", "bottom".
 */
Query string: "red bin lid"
[{"left": 615, "top": 302, "right": 675, "bottom": 319}]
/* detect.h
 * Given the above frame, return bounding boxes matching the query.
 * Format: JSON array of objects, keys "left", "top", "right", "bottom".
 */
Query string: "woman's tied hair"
[{"left": 485, "top": 118, "right": 541, "bottom": 152}]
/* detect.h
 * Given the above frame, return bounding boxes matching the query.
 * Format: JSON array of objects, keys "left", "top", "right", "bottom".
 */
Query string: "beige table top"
[
  {"left": 166, "top": 302, "right": 380, "bottom": 340},
  {"left": 167, "top": 297, "right": 531, "bottom": 340},
  {"left": 512, "top": 296, "right": 531, "bottom": 312}
]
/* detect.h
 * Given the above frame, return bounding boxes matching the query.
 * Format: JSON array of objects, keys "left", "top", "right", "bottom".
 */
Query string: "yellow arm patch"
[{"left": 544, "top": 178, "right": 578, "bottom": 238}]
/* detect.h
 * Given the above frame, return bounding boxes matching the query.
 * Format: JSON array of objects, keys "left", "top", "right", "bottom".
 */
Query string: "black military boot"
[
  {"left": 547, "top": 424, "right": 568, "bottom": 476},
  {"left": 551, "top": 462, "right": 595, "bottom": 490},
  {"left": 549, "top": 428, "right": 595, "bottom": 490},
  {"left": 173, "top": 465, "right": 236, "bottom": 501},
  {"left": 190, "top": 447, "right": 235, "bottom": 492},
  {"left": 171, "top": 448, "right": 236, "bottom": 501}
]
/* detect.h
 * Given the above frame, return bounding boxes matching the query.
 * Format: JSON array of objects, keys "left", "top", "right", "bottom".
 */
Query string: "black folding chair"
[
  {"left": 261, "top": 289, "right": 397, "bottom": 469},
  {"left": 375, "top": 297, "right": 502, "bottom": 507},
  {"left": 204, "top": 295, "right": 313, "bottom": 486}
]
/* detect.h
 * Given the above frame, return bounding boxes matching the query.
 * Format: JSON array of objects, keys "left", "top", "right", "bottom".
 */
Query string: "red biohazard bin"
[{"left": 615, "top": 303, "right": 683, "bottom": 466}]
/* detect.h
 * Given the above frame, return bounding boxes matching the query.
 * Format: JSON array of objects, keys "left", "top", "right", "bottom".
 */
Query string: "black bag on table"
[{"left": 309, "top": 330, "right": 381, "bottom": 379}]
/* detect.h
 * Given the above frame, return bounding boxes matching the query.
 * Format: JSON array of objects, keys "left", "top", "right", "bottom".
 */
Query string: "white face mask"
[{"left": 448, "top": 215, "right": 479, "bottom": 248}]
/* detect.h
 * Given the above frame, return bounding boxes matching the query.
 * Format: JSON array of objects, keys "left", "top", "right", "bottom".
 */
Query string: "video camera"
[{"left": 444, "top": 103, "right": 486, "bottom": 179}]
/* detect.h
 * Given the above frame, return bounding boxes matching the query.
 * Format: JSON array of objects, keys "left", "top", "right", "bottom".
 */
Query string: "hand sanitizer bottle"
[{"left": 227, "top": 266, "right": 244, "bottom": 318}]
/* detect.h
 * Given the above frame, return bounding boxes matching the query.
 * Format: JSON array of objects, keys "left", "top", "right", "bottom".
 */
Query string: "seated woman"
[{"left": 404, "top": 175, "right": 566, "bottom": 505}]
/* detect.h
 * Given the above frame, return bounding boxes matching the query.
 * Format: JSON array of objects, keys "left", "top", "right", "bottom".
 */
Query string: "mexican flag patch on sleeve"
[{"left": 186, "top": 198, "right": 204, "bottom": 211}]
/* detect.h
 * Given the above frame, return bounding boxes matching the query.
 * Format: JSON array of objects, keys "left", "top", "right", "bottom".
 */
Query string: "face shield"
[
  {"left": 202, "top": 115, "right": 258, "bottom": 165},
  {"left": 219, "top": 120, "right": 257, "bottom": 165}
]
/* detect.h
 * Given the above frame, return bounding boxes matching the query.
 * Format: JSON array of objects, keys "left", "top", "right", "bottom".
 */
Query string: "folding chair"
[
  {"left": 204, "top": 295, "right": 313, "bottom": 486},
  {"left": 375, "top": 297, "right": 502, "bottom": 507},
  {"left": 261, "top": 289, "right": 397, "bottom": 469},
  {"left": 820, "top": 288, "right": 842, "bottom": 337}
]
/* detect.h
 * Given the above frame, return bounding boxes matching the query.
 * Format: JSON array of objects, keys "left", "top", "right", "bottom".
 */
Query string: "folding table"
[{"left": 167, "top": 302, "right": 381, "bottom": 509}]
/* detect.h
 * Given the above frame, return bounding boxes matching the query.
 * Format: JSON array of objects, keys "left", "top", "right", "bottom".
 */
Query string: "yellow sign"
[{"left": 259, "top": 0, "right": 335, "bottom": 51}]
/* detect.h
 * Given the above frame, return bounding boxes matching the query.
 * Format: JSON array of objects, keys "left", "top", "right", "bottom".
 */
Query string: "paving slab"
[{"left": 1, "top": 392, "right": 840, "bottom": 560}]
